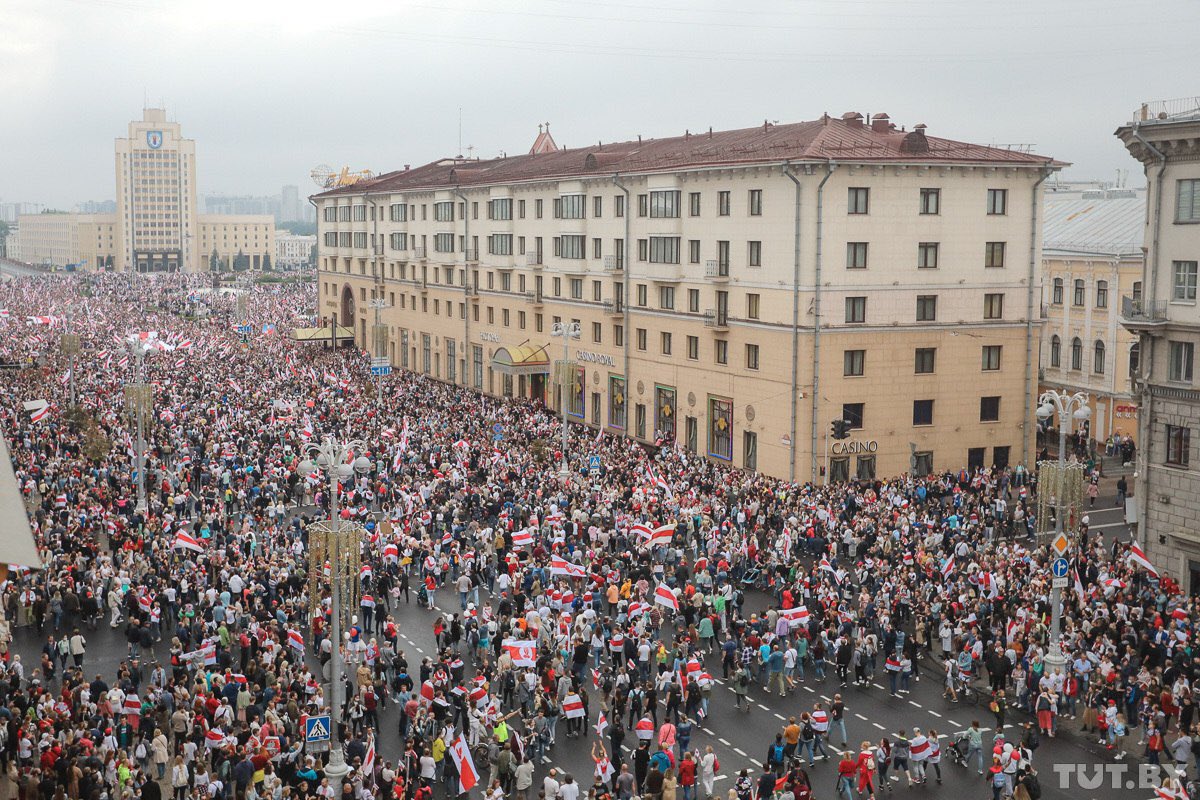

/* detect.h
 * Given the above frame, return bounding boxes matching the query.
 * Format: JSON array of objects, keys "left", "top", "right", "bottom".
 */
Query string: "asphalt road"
[{"left": 9, "top": 480, "right": 1137, "bottom": 800}]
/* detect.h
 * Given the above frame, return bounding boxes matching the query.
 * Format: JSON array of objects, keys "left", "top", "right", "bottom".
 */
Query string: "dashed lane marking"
[
  {"left": 947, "top": 720, "right": 961, "bottom": 727},
  {"left": 718, "top": 738, "right": 731, "bottom": 746},
  {"left": 873, "top": 723, "right": 885, "bottom": 730},
  {"left": 928, "top": 711, "right": 942, "bottom": 718},
  {"left": 757, "top": 703, "right": 770, "bottom": 711},
  {"left": 873, "top": 683, "right": 886, "bottom": 690},
  {"left": 804, "top": 686, "right": 815, "bottom": 693},
  {"left": 909, "top": 701, "right": 922, "bottom": 708},
  {"left": 733, "top": 747, "right": 747, "bottom": 757},
  {"left": 774, "top": 713, "right": 786, "bottom": 721},
  {"left": 855, "top": 714, "right": 868, "bottom": 721}
]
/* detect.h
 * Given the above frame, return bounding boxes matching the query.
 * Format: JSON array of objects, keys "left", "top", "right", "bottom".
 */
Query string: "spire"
[{"left": 529, "top": 122, "right": 559, "bottom": 155}]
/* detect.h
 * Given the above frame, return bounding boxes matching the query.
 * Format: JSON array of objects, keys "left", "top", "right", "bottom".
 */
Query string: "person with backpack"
[
  {"left": 799, "top": 713, "right": 818, "bottom": 767},
  {"left": 854, "top": 741, "right": 877, "bottom": 800},
  {"left": 766, "top": 734, "right": 787, "bottom": 776},
  {"left": 733, "top": 666, "right": 751, "bottom": 712}
]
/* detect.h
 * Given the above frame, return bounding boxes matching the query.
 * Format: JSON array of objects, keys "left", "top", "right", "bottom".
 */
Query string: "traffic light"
[{"left": 831, "top": 419, "right": 851, "bottom": 440}]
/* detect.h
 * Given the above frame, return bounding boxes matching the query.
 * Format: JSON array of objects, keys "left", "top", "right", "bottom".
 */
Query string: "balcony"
[
  {"left": 1120, "top": 295, "right": 1168, "bottom": 332},
  {"left": 525, "top": 253, "right": 543, "bottom": 267},
  {"left": 464, "top": 248, "right": 479, "bottom": 263},
  {"left": 603, "top": 255, "right": 624, "bottom": 272},
  {"left": 414, "top": 246, "right": 427, "bottom": 260},
  {"left": 643, "top": 261, "right": 684, "bottom": 282},
  {"left": 704, "top": 260, "right": 730, "bottom": 281},
  {"left": 524, "top": 292, "right": 544, "bottom": 306},
  {"left": 703, "top": 309, "right": 729, "bottom": 330},
  {"left": 602, "top": 299, "right": 624, "bottom": 316}
]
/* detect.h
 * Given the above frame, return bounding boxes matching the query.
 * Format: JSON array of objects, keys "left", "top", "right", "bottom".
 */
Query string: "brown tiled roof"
[{"left": 319, "top": 115, "right": 1060, "bottom": 198}]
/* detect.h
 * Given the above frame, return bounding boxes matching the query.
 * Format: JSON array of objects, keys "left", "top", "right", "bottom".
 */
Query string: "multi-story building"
[
  {"left": 281, "top": 185, "right": 302, "bottom": 223},
  {"left": 1040, "top": 188, "right": 1144, "bottom": 444},
  {"left": 276, "top": 231, "right": 316, "bottom": 269},
  {"left": 11, "top": 109, "right": 274, "bottom": 273},
  {"left": 315, "top": 113, "right": 1060, "bottom": 481},
  {"left": 1117, "top": 100, "right": 1200, "bottom": 587}
]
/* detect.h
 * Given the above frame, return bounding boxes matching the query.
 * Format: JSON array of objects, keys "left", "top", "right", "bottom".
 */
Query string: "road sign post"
[{"left": 304, "top": 714, "right": 331, "bottom": 753}]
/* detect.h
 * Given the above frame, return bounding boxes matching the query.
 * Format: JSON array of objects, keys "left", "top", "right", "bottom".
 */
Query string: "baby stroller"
[
  {"left": 741, "top": 567, "right": 762, "bottom": 587},
  {"left": 417, "top": 584, "right": 430, "bottom": 609},
  {"left": 947, "top": 733, "right": 970, "bottom": 767}
]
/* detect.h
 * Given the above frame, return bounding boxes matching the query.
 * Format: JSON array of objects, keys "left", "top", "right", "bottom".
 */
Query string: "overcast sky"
[{"left": 3, "top": 0, "right": 1198, "bottom": 207}]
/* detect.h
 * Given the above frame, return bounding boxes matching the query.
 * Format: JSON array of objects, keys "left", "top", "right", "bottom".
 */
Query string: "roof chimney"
[
  {"left": 899, "top": 124, "right": 929, "bottom": 154},
  {"left": 841, "top": 111, "right": 864, "bottom": 128},
  {"left": 871, "top": 113, "right": 891, "bottom": 133}
]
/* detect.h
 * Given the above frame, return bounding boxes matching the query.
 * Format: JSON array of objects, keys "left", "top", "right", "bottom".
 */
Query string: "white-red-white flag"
[
  {"left": 1126, "top": 540, "right": 1159, "bottom": 577},
  {"left": 502, "top": 639, "right": 538, "bottom": 668},
  {"left": 448, "top": 734, "right": 479, "bottom": 794},
  {"left": 654, "top": 583, "right": 679, "bottom": 612}
]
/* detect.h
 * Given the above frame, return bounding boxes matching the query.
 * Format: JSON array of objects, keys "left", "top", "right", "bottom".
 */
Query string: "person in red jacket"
[
  {"left": 678, "top": 751, "right": 697, "bottom": 800},
  {"left": 855, "top": 741, "right": 877, "bottom": 800},
  {"left": 836, "top": 751, "right": 857, "bottom": 800}
]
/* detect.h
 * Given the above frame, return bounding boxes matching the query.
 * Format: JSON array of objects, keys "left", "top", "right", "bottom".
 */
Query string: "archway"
[{"left": 340, "top": 284, "right": 356, "bottom": 327}]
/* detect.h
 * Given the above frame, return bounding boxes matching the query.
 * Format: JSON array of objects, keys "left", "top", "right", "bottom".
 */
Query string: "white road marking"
[
  {"left": 734, "top": 747, "right": 747, "bottom": 756},
  {"left": 757, "top": 703, "right": 770, "bottom": 711},
  {"left": 928, "top": 711, "right": 942, "bottom": 718},
  {"left": 855, "top": 714, "right": 868, "bottom": 721},
  {"left": 947, "top": 720, "right": 961, "bottom": 727},
  {"left": 774, "top": 713, "right": 786, "bottom": 720},
  {"left": 873, "top": 683, "right": 886, "bottom": 690},
  {"left": 873, "top": 722, "right": 885, "bottom": 730},
  {"left": 909, "top": 701, "right": 922, "bottom": 708},
  {"left": 714, "top": 775, "right": 728, "bottom": 782},
  {"left": 804, "top": 686, "right": 815, "bottom": 693},
  {"left": 718, "top": 738, "right": 731, "bottom": 746}
]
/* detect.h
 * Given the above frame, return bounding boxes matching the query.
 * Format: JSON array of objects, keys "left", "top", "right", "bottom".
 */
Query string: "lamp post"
[
  {"left": 298, "top": 436, "right": 372, "bottom": 780},
  {"left": 60, "top": 307, "right": 79, "bottom": 409},
  {"left": 123, "top": 337, "right": 154, "bottom": 514},
  {"left": 551, "top": 321, "right": 581, "bottom": 478},
  {"left": 1034, "top": 389, "right": 1091, "bottom": 671},
  {"left": 366, "top": 298, "right": 390, "bottom": 404}
]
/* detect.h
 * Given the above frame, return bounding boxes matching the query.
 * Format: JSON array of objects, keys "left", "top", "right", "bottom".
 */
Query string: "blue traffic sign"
[
  {"left": 1051, "top": 557, "right": 1069, "bottom": 578},
  {"left": 492, "top": 423, "right": 504, "bottom": 434},
  {"left": 588, "top": 455, "right": 603, "bottom": 472},
  {"left": 304, "top": 714, "right": 331, "bottom": 743},
  {"left": 370, "top": 365, "right": 392, "bottom": 376}
]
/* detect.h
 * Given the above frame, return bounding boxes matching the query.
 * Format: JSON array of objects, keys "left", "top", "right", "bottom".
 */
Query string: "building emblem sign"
[
  {"left": 479, "top": 332, "right": 500, "bottom": 343},
  {"left": 831, "top": 440, "right": 879, "bottom": 455},
  {"left": 576, "top": 349, "right": 616, "bottom": 367},
  {"left": 146, "top": 130, "right": 163, "bottom": 149}
]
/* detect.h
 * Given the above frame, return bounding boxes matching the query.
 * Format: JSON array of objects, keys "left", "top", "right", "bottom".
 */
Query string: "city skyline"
[{"left": 4, "top": 0, "right": 1199, "bottom": 207}]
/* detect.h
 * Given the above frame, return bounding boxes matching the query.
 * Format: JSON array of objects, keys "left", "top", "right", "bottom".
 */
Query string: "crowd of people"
[{"left": 0, "top": 272, "right": 1195, "bottom": 800}]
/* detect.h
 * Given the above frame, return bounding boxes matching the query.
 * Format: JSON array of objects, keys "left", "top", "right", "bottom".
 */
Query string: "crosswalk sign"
[
  {"left": 304, "top": 714, "right": 331, "bottom": 743},
  {"left": 588, "top": 455, "right": 602, "bottom": 473}
]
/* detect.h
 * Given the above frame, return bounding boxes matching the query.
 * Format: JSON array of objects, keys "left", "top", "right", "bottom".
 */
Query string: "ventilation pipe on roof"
[{"left": 871, "top": 113, "right": 891, "bottom": 133}]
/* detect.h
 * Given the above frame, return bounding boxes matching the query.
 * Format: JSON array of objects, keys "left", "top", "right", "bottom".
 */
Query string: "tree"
[
  {"left": 210, "top": 249, "right": 219, "bottom": 272},
  {"left": 233, "top": 249, "right": 250, "bottom": 272},
  {"left": 262, "top": 253, "right": 272, "bottom": 272}
]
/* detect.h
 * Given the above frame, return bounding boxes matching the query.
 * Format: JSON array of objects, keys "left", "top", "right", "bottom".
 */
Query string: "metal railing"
[
  {"left": 1121, "top": 295, "right": 1167, "bottom": 322},
  {"left": 603, "top": 255, "right": 623, "bottom": 271},
  {"left": 414, "top": 246, "right": 426, "bottom": 259},
  {"left": 526, "top": 253, "right": 543, "bottom": 266},
  {"left": 704, "top": 260, "right": 730, "bottom": 279},
  {"left": 703, "top": 309, "right": 729, "bottom": 328}
]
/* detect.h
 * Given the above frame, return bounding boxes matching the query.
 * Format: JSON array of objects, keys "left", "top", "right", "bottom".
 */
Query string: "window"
[
  {"left": 635, "top": 403, "right": 646, "bottom": 438},
  {"left": 985, "top": 241, "right": 1006, "bottom": 268},
  {"left": 987, "top": 188, "right": 1008, "bottom": 215},
  {"left": 649, "top": 237, "right": 680, "bottom": 264},
  {"left": 915, "top": 348, "right": 936, "bottom": 374},
  {"left": 593, "top": 238, "right": 603, "bottom": 260},
  {"left": 659, "top": 286, "right": 675, "bottom": 309},
  {"left": 746, "top": 344, "right": 759, "bottom": 370},
  {"left": 434, "top": 202, "right": 454, "bottom": 222},
  {"left": 842, "top": 403, "right": 864, "bottom": 429},
  {"left": 636, "top": 284, "right": 647, "bottom": 307},
  {"left": 829, "top": 457, "right": 849, "bottom": 482},
  {"left": 636, "top": 328, "right": 647, "bottom": 350},
  {"left": 614, "top": 195, "right": 624, "bottom": 218},
  {"left": 488, "top": 234, "right": 512, "bottom": 256},
  {"left": 689, "top": 192, "right": 701, "bottom": 216},
  {"left": 488, "top": 198, "right": 512, "bottom": 220},
  {"left": 846, "top": 242, "right": 869, "bottom": 270},
  {"left": 1073, "top": 279, "right": 1086, "bottom": 306},
  {"left": 613, "top": 325, "right": 623, "bottom": 346},
  {"left": 747, "top": 294, "right": 760, "bottom": 320},
  {"left": 748, "top": 189, "right": 763, "bottom": 216},
  {"left": 1166, "top": 425, "right": 1191, "bottom": 467},
  {"left": 918, "top": 242, "right": 939, "bottom": 269},
  {"left": 718, "top": 191, "right": 730, "bottom": 216},
  {"left": 661, "top": 332, "right": 672, "bottom": 355},
  {"left": 743, "top": 431, "right": 758, "bottom": 471},
  {"left": 553, "top": 277, "right": 562, "bottom": 296},
  {"left": 1169, "top": 340, "right": 1195, "bottom": 382},
  {"left": 845, "top": 297, "right": 866, "bottom": 324},
  {"left": 1177, "top": 179, "right": 1200, "bottom": 223},
  {"left": 1050, "top": 335, "right": 1061, "bottom": 367},
  {"left": 982, "top": 345, "right": 1002, "bottom": 371},
  {"left": 1052, "top": 277, "right": 1063, "bottom": 305},
  {"left": 916, "top": 295, "right": 937, "bottom": 322},
  {"left": 649, "top": 190, "right": 680, "bottom": 218},
  {"left": 1094, "top": 340, "right": 1106, "bottom": 374},
  {"left": 609, "top": 377, "right": 626, "bottom": 428},
  {"left": 708, "top": 397, "right": 733, "bottom": 460},
  {"left": 919, "top": 188, "right": 940, "bottom": 215},
  {"left": 715, "top": 340, "right": 728, "bottom": 365},
  {"left": 984, "top": 293, "right": 1004, "bottom": 319},
  {"left": 535, "top": 199, "right": 543, "bottom": 218},
  {"left": 593, "top": 196, "right": 602, "bottom": 218},
  {"left": 686, "top": 335, "right": 699, "bottom": 360},
  {"left": 913, "top": 400, "right": 934, "bottom": 426},
  {"left": 688, "top": 288, "right": 700, "bottom": 313},
  {"left": 570, "top": 278, "right": 583, "bottom": 299},
  {"left": 688, "top": 240, "right": 700, "bottom": 264},
  {"left": 844, "top": 349, "right": 865, "bottom": 376},
  {"left": 848, "top": 187, "right": 869, "bottom": 214},
  {"left": 434, "top": 233, "right": 454, "bottom": 253},
  {"left": 856, "top": 456, "right": 876, "bottom": 481},
  {"left": 1173, "top": 261, "right": 1198, "bottom": 301},
  {"left": 1096, "top": 280, "right": 1108, "bottom": 309},
  {"left": 592, "top": 280, "right": 601, "bottom": 301},
  {"left": 555, "top": 235, "right": 585, "bottom": 260},
  {"left": 748, "top": 240, "right": 762, "bottom": 267},
  {"left": 591, "top": 322, "right": 602, "bottom": 343},
  {"left": 980, "top": 396, "right": 1001, "bottom": 422},
  {"left": 1071, "top": 337, "right": 1083, "bottom": 370},
  {"left": 913, "top": 451, "right": 933, "bottom": 477}
]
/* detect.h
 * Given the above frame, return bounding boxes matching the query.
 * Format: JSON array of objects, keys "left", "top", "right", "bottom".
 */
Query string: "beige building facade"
[
  {"left": 316, "top": 114, "right": 1060, "bottom": 482},
  {"left": 1117, "top": 101, "right": 1200, "bottom": 588},
  {"left": 1040, "top": 190, "right": 1144, "bottom": 444}
]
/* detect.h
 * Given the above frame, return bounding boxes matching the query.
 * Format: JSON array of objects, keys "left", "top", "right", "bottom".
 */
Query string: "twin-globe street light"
[
  {"left": 1034, "top": 389, "right": 1091, "bottom": 671},
  {"left": 298, "top": 436, "right": 372, "bottom": 779}
]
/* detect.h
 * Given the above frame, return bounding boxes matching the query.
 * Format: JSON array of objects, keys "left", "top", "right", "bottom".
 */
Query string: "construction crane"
[{"left": 310, "top": 165, "right": 375, "bottom": 190}]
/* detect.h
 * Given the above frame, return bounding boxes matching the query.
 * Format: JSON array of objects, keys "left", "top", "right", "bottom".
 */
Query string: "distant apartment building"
[
  {"left": 12, "top": 108, "right": 273, "bottom": 272},
  {"left": 315, "top": 113, "right": 1061, "bottom": 481},
  {"left": 1117, "top": 100, "right": 1200, "bottom": 588},
  {"left": 276, "top": 231, "right": 316, "bottom": 269},
  {"left": 1040, "top": 188, "right": 1144, "bottom": 444}
]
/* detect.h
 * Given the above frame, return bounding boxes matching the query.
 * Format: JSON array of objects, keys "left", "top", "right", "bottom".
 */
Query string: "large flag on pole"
[
  {"left": 448, "top": 734, "right": 479, "bottom": 794},
  {"left": 1126, "top": 540, "right": 1160, "bottom": 577}
]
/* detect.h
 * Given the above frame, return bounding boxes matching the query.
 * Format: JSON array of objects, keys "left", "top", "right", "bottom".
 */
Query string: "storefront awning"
[
  {"left": 291, "top": 326, "right": 355, "bottom": 343},
  {"left": 491, "top": 344, "right": 550, "bottom": 376},
  {"left": 0, "top": 429, "right": 43, "bottom": 571}
]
